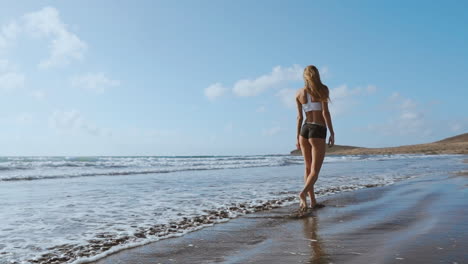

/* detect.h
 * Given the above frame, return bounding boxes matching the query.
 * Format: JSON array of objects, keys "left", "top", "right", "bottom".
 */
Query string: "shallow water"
[{"left": 0, "top": 154, "right": 465, "bottom": 264}]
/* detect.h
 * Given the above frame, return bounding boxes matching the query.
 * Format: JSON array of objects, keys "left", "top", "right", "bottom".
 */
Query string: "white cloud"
[
  {"left": 369, "top": 93, "right": 431, "bottom": 136},
  {"left": 332, "top": 84, "right": 376, "bottom": 100},
  {"left": 22, "top": 7, "right": 87, "bottom": 68},
  {"left": 0, "top": 59, "right": 25, "bottom": 92},
  {"left": 2, "top": 21, "right": 21, "bottom": 40},
  {"left": 0, "top": 60, "right": 48, "bottom": 99},
  {"left": 262, "top": 126, "right": 281, "bottom": 136},
  {"left": 205, "top": 65, "right": 333, "bottom": 99},
  {"left": 367, "top": 93, "right": 468, "bottom": 141},
  {"left": 329, "top": 84, "right": 376, "bottom": 116},
  {"left": 49, "top": 110, "right": 107, "bottom": 136},
  {"left": 204, "top": 64, "right": 304, "bottom": 100},
  {"left": 28, "top": 90, "right": 46, "bottom": 100},
  {"left": 232, "top": 65, "right": 303, "bottom": 96},
  {"left": 0, "top": 7, "right": 87, "bottom": 68},
  {"left": 204, "top": 82, "right": 227, "bottom": 100},
  {"left": 204, "top": 64, "right": 332, "bottom": 102},
  {"left": 204, "top": 64, "right": 330, "bottom": 106},
  {"left": 49, "top": 110, "right": 81, "bottom": 129},
  {"left": 0, "top": 71, "right": 25, "bottom": 91},
  {"left": 0, "top": 21, "right": 21, "bottom": 51},
  {"left": 276, "top": 88, "right": 297, "bottom": 108},
  {"left": 71, "top": 73, "right": 121, "bottom": 93}
]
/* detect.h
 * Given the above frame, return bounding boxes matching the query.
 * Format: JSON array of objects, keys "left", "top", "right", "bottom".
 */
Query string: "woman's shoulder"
[
  {"left": 296, "top": 87, "right": 306, "bottom": 97},
  {"left": 322, "top": 85, "right": 330, "bottom": 95}
]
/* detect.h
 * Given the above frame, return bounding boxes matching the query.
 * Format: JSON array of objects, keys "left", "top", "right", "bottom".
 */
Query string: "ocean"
[{"left": 0, "top": 154, "right": 466, "bottom": 264}]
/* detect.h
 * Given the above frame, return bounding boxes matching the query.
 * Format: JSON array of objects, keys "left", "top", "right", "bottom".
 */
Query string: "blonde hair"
[{"left": 303, "top": 65, "right": 330, "bottom": 102}]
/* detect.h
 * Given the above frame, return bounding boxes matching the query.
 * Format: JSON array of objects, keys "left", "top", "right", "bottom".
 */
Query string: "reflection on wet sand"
[{"left": 302, "top": 214, "right": 331, "bottom": 264}]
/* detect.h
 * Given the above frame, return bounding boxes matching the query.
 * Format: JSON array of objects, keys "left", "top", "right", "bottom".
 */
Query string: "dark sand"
[{"left": 92, "top": 172, "right": 467, "bottom": 264}]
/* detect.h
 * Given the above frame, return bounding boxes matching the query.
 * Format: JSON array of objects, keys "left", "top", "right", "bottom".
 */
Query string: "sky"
[{"left": 0, "top": 0, "right": 467, "bottom": 156}]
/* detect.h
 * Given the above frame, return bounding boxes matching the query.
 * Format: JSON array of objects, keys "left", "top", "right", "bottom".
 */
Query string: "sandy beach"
[{"left": 92, "top": 165, "right": 467, "bottom": 264}]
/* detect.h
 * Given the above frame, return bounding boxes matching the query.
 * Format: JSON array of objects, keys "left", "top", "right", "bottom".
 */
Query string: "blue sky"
[{"left": 0, "top": 0, "right": 467, "bottom": 156}]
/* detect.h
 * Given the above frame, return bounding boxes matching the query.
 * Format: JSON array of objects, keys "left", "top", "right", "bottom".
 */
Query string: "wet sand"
[{"left": 92, "top": 171, "right": 467, "bottom": 264}]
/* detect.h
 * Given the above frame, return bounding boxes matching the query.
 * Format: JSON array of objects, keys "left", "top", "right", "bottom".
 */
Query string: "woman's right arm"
[
  {"left": 321, "top": 102, "right": 335, "bottom": 147},
  {"left": 296, "top": 95, "right": 304, "bottom": 149}
]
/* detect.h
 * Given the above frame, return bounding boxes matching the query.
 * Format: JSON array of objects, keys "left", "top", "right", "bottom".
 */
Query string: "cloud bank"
[{"left": 204, "top": 64, "right": 304, "bottom": 100}]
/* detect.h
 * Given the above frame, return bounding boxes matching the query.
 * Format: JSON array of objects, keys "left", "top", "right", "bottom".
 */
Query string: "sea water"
[{"left": 0, "top": 154, "right": 465, "bottom": 264}]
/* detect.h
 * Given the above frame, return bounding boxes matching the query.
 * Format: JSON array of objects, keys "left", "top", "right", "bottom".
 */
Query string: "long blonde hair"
[{"left": 303, "top": 65, "right": 330, "bottom": 102}]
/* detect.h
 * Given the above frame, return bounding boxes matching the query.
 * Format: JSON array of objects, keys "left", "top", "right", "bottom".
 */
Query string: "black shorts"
[{"left": 300, "top": 123, "right": 327, "bottom": 139}]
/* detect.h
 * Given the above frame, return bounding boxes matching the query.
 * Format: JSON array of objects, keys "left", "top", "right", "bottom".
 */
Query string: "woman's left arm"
[{"left": 322, "top": 101, "right": 335, "bottom": 147}]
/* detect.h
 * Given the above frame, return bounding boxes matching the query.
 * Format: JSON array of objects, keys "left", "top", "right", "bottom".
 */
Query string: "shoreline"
[{"left": 90, "top": 168, "right": 468, "bottom": 264}]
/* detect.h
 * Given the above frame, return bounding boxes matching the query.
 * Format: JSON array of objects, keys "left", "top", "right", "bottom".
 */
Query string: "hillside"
[
  {"left": 290, "top": 133, "right": 468, "bottom": 156},
  {"left": 434, "top": 133, "right": 468, "bottom": 143}
]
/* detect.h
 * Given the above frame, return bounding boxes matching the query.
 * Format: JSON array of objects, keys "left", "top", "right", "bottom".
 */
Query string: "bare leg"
[
  {"left": 307, "top": 180, "right": 315, "bottom": 206},
  {"left": 299, "top": 135, "right": 312, "bottom": 210},
  {"left": 300, "top": 138, "right": 326, "bottom": 208},
  {"left": 305, "top": 164, "right": 314, "bottom": 205},
  {"left": 308, "top": 186, "right": 317, "bottom": 207}
]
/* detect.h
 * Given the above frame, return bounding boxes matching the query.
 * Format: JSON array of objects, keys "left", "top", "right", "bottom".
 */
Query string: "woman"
[{"left": 295, "top": 65, "right": 335, "bottom": 211}]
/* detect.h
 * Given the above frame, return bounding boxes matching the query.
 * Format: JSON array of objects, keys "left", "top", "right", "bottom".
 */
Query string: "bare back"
[{"left": 296, "top": 88, "right": 326, "bottom": 125}]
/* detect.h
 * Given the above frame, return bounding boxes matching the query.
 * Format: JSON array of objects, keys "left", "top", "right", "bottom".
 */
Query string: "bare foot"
[
  {"left": 299, "top": 192, "right": 308, "bottom": 211},
  {"left": 309, "top": 199, "right": 318, "bottom": 208}
]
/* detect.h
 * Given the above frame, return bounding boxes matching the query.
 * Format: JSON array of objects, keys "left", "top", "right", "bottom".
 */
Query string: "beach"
[
  {"left": 2, "top": 2, "right": 468, "bottom": 264},
  {"left": 92, "top": 166, "right": 467, "bottom": 264},
  {"left": 1, "top": 154, "right": 465, "bottom": 264}
]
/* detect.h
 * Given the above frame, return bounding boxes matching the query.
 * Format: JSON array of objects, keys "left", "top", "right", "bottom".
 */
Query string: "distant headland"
[{"left": 290, "top": 133, "right": 468, "bottom": 156}]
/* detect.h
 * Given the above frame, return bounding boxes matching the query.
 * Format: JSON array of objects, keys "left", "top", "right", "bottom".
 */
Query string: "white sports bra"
[{"left": 302, "top": 93, "right": 322, "bottom": 112}]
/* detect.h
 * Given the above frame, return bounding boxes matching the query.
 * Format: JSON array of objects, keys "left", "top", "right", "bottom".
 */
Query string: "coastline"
[
  {"left": 290, "top": 133, "right": 468, "bottom": 156},
  {"left": 90, "top": 167, "right": 468, "bottom": 264}
]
